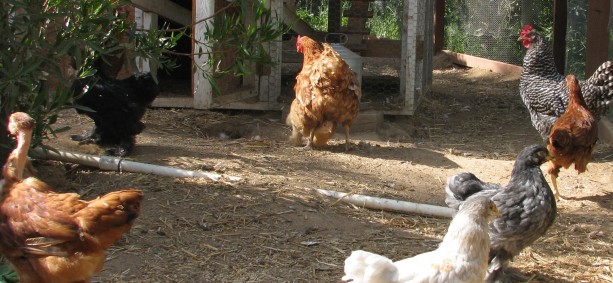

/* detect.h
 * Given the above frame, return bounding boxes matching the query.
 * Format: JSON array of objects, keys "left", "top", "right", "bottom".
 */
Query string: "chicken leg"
[
  {"left": 343, "top": 124, "right": 351, "bottom": 151},
  {"left": 549, "top": 175, "right": 567, "bottom": 202},
  {"left": 548, "top": 162, "right": 567, "bottom": 202}
]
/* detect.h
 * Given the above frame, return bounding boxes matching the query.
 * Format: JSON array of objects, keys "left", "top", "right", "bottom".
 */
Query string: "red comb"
[
  {"left": 520, "top": 25, "right": 533, "bottom": 37},
  {"left": 296, "top": 35, "right": 302, "bottom": 52}
]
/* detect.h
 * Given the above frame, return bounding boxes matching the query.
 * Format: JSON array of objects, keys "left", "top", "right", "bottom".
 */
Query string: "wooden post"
[
  {"left": 193, "top": 0, "right": 214, "bottom": 109},
  {"left": 585, "top": 0, "right": 610, "bottom": 76},
  {"left": 134, "top": 9, "right": 158, "bottom": 74},
  {"left": 327, "top": 0, "right": 342, "bottom": 42},
  {"left": 434, "top": 0, "right": 445, "bottom": 53},
  {"left": 552, "top": 0, "right": 567, "bottom": 74}
]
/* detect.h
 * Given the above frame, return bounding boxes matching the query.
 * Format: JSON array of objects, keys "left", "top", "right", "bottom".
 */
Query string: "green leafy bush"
[{"left": 368, "top": 0, "right": 402, "bottom": 40}]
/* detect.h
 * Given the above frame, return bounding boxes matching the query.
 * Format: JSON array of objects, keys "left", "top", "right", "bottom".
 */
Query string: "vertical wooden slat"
[
  {"left": 585, "top": 0, "right": 611, "bottom": 76},
  {"left": 400, "top": 0, "right": 417, "bottom": 115},
  {"left": 193, "top": 0, "right": 214, "bottom": 109},
  {"left": 552, "top": 0, "right": 567, "bottom": 74},
  {"left": 327, "top": 0, "right": 342, "bottom": 42},
  {"left": 434, "top": 0, "right": 445, "bottom": 53}
]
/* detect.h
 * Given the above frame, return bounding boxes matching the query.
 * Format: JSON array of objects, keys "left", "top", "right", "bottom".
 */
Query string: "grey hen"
[
  {"left": 518, "top": 25, "right": 613, "bottom": 140},
  {"left": 445, "top": 144, "right": 557, "bottom": 282}
]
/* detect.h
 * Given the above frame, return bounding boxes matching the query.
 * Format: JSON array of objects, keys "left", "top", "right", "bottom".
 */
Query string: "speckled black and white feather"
[
  {"left": 520, "top": 32, "right": 613, "bottom": 140},
  {"left": 445, "top": 144, "right": 557, "bottom": 282}
]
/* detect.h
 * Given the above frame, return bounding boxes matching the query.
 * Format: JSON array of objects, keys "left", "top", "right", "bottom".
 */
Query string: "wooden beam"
[
  {"left": 131, "top": 0, "right": 190, "bottom": 26},
  {"left": 152, "top": 96, "right": 194, "bottom": 108},
  {"left": 552, "top": 0, "right": 567, "bottom": 74},
  {"left": 193, "top": 0, "right": 214, "bottom": 109},
  {"left": 283, "top": 4, "right": 315, "bottom": 36},
  {"left": 442, "top": 50, "right": 522, "bottom": 77},
  {"left": 585, "top": 0, "right": 610, "bottom": 76},
  {"left": 327, "top": 0, "right": 342, "bottom": 42},
  {"left": 434, "top": 0, "right": 445, "bottom": 53}
]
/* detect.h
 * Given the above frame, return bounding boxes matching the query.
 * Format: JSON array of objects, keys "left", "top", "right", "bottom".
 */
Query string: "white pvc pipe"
[
  {"left": 30, "top": 147, "right": 241, "bottom": 182},
  {"left": 314, "top": 188, "right": 455, "bottom": 218}
]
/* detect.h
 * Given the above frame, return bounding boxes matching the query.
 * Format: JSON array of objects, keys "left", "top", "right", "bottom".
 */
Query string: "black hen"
[
  {"left": 518, "top": 24, "right": 613, "bottom": 140},
  {"left": 445, "top": 144, "right": 557, "bottom": 282},
  {"left": 71, "top": 71, "right": 159, "bottom": 156}
]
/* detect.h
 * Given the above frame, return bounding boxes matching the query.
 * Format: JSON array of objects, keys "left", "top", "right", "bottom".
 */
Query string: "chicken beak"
[
  {"left": 544, "top": 152, "right": 555, "bottom": 162},
  {"left": 492, "top": 205, "right": 500, "bottom": 217}
]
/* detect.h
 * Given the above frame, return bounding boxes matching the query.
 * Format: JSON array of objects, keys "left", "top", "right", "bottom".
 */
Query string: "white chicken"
[{"left": 342, "top": 196, "right": 499, "bottom": 283}]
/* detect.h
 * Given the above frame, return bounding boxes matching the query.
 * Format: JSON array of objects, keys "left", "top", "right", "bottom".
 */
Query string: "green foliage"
[
  {"left": 0, "top": 264, "right": 17, "bottom": 283},
  {"left": 367, "top": 0, "right": 402, "bottom": 40},
  {"left": 294, "top": 0, "right": 349, "bottom": 32},
  {"left": 294, "top": 0, "right": 399, "bottom": 39},
  {"left": 296, "top": 8, "right": 328, "bottom": 31},
  {"left": 197, "top": 0, "right": 287, "bottom": 87},
  {"left": 443, "top": 0, "right": 468, "bottom": 53}
]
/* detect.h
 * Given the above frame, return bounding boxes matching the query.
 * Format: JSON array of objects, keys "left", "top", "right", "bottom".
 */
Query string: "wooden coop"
[{"left": 133, "top": 0, "right": 434, "bottom": 118}]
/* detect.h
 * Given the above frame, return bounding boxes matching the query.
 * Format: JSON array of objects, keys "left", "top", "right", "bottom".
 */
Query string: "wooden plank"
[
  {"left": 283, "top": 4, "right": 315, "bottom": 36},
  {"left": 552, "top": 0, "right": 567, "bottom": 74},
  {"left": 213, "top": 101, "right": 282, "bottom": 110},
  {"left": 585, "top": 0, "right": 610, "bottom": 76},
  {"left": 349, "top": 111, "right": 384, "bottom": 133},
  {"left": 193, "top": 0, "right": 214, "bottom": 109},
  {"left": 442, "top": 50, "right": 522, "bottom": 77},
  {"left": 434, "top": 0, "right": 445, "bottom": 53},
  {"left": 280, "top": 110, "right": 383, "bottom": 133},
  {"left": 328, "top": 0, "right": 342, "bottom": 42},
  {"left": 399, "top": 0, "right": 417, "bottom": 115},
  {"left": 135, "top": 9, "right": 158, "bottom": 73},
  {"left": 131, "top": 0, "right": 190, "bottom": 26},
  {"left": 361, "top": 39, "right": 401, "bottom": 58},
  {"left": 151, "top": 96, "right": 194, "bottom": 108}
]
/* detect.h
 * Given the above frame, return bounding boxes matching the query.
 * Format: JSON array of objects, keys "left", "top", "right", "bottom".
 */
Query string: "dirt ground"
[{"left": 36, "top": 55, "right": 613, "bottom": 283}]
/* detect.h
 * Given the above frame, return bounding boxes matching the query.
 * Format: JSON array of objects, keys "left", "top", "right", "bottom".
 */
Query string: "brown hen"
[
  {"left": 288, "top": 35, "right": 361, "bottom": 150},
  {"left": 547, "top": 75, "right": 599, "bottom": 201},
  {"left": 0, "top": 112, "right": 143, "bottom": 283}
]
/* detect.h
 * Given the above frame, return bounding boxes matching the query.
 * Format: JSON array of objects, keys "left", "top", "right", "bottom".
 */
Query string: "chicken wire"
[
  {"left": 455, "top": 0, "right": 522, "bottom": 65},
  {"left": 446, "top": 0, "right": 554, "bottom": 65}
]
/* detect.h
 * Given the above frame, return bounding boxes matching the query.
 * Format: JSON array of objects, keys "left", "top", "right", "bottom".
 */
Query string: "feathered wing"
[{"left": 2, "top": 180, "right": 85, "bottom": 250}]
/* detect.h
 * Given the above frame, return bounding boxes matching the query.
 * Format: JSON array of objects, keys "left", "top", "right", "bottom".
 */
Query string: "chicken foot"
[
  {"left": 305, "top": 127, "right": 318, "bottom": 150},
  {"left": 550, "top": 175, "right": 568, "bottom": 202}
]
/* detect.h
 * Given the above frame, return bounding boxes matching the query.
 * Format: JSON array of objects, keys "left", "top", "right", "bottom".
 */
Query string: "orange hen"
[
  {"left": 547, "top": 75, "right": 598, "bottom": 201},
  {"left": 0, "top": 112, "right": 144, "bottom": 283},
  {"left": 287, "top": 35, "right": 361, "bottom": 150}
]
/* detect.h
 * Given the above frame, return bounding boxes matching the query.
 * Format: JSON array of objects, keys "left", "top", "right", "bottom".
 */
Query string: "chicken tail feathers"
[
  {"left": 342, "top": 250, "right": 399, "bottom": 283},
  {"left": 444, "top": 173, "right": 489, "bottom": 210},
  {"left": 584, "top": 60, "right": 613, "bottom": 116}
]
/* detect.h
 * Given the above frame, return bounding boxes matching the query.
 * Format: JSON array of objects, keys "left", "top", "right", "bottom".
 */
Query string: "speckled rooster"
[{"left": 518, "top": 24, "right": 613, "bottom": 140}]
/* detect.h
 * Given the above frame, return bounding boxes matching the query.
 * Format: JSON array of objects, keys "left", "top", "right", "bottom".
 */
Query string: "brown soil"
[{"left": 34, "top": 55, "right": 613, "bottom": 283}]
